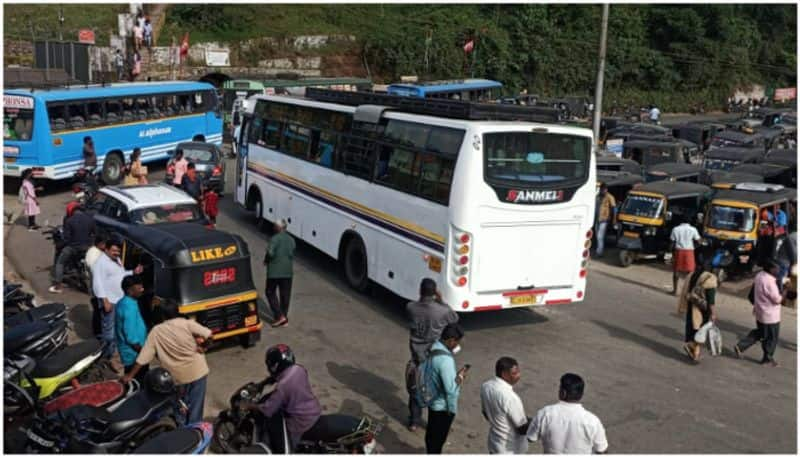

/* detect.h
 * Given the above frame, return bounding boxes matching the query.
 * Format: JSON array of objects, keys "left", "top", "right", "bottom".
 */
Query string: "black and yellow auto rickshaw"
[
  {"left": 595, "top": 171, "right": 644, "bottom": 247},
  {"left": 596, "top": 154, "right": 642, "bottom": 175},
  {"left": 761, "top": 148, "right": 797, "bottom": 187},
  {"left": 104, "top": 220, "right": 263, "bottom": 347},
  {"left": 708, "top": 130, "right": 766, "bottom": 151},
  {"left": 730, "top": 163, "right": 795, "bottom": 188},
  {"left": 702, "top": 147, "right": 764, "bottom": 171},
  {"left": 616, "top": 181, "right": 711, "bottom": 267},
  {"left": 622, "top": 139, "right": 701, "bottom": 168},
  {"left": 701, "top": 184, "right": 796, "bottom": 281},
  {"left": 645, "top": 163, "right": 704, "bottom": 183},
  {"left": 706, "top": 170, "right": 764, "bottom": 189},
  {"left": 672, "top": 122, "right": 720, "bottom": 151}
]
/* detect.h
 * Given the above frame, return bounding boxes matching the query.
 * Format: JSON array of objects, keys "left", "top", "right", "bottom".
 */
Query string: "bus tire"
[
  {"left": 342, "top": 235, "right": 370, "bottom": 292},
  {"left": 193, "top": 134, "right": 206, "bottom": 142},
  {"left": 247, "top": 188, "right": 265, "bottom": 230},
  {"left": 618, "top": 249, "right": 635, "bottom": 267},
  {"left": 101, "top": 152, "right": 124, "bottom": 185}
]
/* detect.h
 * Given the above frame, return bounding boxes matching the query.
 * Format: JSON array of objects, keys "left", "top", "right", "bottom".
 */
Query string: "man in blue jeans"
[{"left": 121, "top": 300, "right": 212, "bottom": 424}]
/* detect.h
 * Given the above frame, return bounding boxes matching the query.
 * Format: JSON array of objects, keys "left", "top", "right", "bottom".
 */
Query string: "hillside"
[{"left": 4, "top": 3, "right": 127, "bottom": 46}]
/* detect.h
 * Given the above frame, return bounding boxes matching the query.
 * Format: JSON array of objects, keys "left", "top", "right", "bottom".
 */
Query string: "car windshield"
[
  {"left": 180, "top": 147, "right": 216, "bottom": 162},
  {"left": 4, "top": 107, "right": 34, "bottom": 141},
  {"left": 483, "top": 131, "right": 590, "bottom": 184},
  {"left": 621, "top": 194, "right": 664, "bottom": 218},
  {"left": 131, "top": 204, "right": 203, "bottom": 225},
  {"left": 708, "top": 205, "right": 756, "bottom": 232}
]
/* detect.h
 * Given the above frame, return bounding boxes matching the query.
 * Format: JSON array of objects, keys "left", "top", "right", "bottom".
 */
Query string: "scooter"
[
  {"left": 43, "top": 226, "right": 91, "bottom": 293},
  {"left": 4, "top": 282, "right": 36, "bottom": 316},
  {"left": 131, "top": 421, "right": 213, "bottom": 454},
  {"left": 5, "top": 320, "right": 69, "bottom": 360},
  {"left": 5, "top": 302, "right": 67, "bottom": 329},
  {"left": 212, "top": 378, "right": 379, "bottom": 454},
  {"left": 22, "top": 368, "right": 184, "bottom": 453}
]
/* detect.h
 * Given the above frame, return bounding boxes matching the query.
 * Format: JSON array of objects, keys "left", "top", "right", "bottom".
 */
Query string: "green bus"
[{"left": 222, "top": 77, "right": 372, "bottom": 129}]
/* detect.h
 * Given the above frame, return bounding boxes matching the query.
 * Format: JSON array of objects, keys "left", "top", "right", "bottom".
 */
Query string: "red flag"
[
  {"left": 463, "top": 39, "right": 474, "bottom": 53},
  {"left": 180, "top": 33, "right": 190, "bottom": 57}
]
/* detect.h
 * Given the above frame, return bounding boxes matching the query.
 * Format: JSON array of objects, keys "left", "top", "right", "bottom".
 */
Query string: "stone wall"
[{"left": 4, "top": 40, "right": 34, "bottom": 64}]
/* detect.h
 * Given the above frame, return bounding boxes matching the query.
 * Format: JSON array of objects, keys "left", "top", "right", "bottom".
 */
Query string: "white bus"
[{"left": 234, "top": 89, "right": 595, "bottom": 311}]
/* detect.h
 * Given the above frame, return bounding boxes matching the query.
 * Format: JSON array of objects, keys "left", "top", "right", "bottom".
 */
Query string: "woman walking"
[
  {"left": 20, "top": 168, "right": 42, "bottom": 231},
  {"left": 124, "top": 148, "right": 148, "bottom": 185},
  {"left": 678, "top": 263, "right": 718, "bottom": 362}
]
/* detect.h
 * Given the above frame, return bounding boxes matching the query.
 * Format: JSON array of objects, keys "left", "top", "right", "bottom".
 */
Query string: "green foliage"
[{"left": 4, "top": 3, "right": 127, "bottom": 45}]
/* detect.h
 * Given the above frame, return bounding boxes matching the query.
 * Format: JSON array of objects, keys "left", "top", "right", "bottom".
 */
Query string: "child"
[{"left": 203, "top": 187, "right": 219, "bottom": 226}]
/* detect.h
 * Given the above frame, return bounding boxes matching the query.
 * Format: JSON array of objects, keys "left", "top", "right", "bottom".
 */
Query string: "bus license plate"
[
  {"left": 4, "top": 157, "right": 16, "bottom": 163},
  {"left": 245, "top": 315, "right": 258, "bottom": 326},
  {"left": 510, "top": 294, "right": 541, "bottom": 306},
  {"left": 623, "top": 231, "right": 639, "bottom": 238}
]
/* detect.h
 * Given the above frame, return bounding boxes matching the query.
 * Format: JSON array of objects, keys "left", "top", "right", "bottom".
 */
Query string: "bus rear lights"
[
  {"left": 461, "top": 301, "right": 470, "bottom": 309},
  {"left": 581, "top": 260, "right": 588, "bottom": 268},
  {"left": 579, "top": 269, "right": 587, "bottom": 278},
  {"left": 457, "top": 277, "right": 468, "bottom": 287},
  {"left": 459, "top": 256, "right": 469, "bottom": 265},
  {"left": 459, "top": 233, "right": 470, "bottom": 244},
  {"left": 576, "top": 291, "right": 584, "bottom": 299},
  {"left": 582, "top": 249, "right": 590, "bottom": 258},
  {"left": 586, "top": 229, "right": 593, "bottom": 239},
  {"left": 453, "top": 266, "right": 468, "bottom": 276},
  {"left": 212, "top": 166, "right": 223, "bottom": 176},
  {"left": 457, "top": 245, "right": 469, "bottom": 254}
]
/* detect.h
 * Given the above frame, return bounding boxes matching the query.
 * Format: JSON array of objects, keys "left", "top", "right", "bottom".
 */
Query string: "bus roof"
[
  {"left": 4, "top": 81, "right": 215, "bottom": 102},
  {"left": 388, "top": 79, "right": 502, "bottom": 93},
  {"left": 225, "top": 77, "right": 371, "bottom": 90}
]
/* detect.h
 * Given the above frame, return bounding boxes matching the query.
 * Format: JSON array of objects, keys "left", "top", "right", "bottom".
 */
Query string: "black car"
[{"left": 166, "top": 142, "right": 225, "bottom": 194}]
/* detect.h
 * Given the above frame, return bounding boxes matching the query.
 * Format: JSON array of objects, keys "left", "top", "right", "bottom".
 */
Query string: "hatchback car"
[
  {"left": 86, "top": 184, "right": 207, "bottom": 226},
  {"left": 165, "top": 141, "right": 225, "bottom": 193}
]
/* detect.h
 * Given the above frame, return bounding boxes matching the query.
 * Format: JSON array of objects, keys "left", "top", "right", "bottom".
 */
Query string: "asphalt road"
[{"left": 3, "top": 157, "right": 796, "bottom": 453}]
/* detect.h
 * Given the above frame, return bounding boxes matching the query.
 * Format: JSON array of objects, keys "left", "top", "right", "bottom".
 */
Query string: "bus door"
[{"left": 236, "top": 114, "right": 251, "bottom": 205}]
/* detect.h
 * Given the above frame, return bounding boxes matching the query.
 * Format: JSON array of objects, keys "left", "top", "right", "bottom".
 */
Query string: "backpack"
[
  {"left": 414, "top": 348, "right": 451, "bottom": 408},
  {"left": 18, "top": 185, "right": 26, "bottom": 205}
]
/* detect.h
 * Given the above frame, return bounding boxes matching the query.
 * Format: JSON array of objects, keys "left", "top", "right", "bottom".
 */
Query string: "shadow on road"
[
  {"left": 591, "top": 319, "right": 694, "bottom": 365},
  {"left": 325, "top": 362, "right": 407, "bottom": 427}
]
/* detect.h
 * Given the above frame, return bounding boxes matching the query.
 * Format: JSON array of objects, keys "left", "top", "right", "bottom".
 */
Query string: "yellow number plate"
[
  {"left": 623, "top": 231, "right": 640, "bottom": 238},
  {"left": 510, "top": 295, "right": 536, "bottom": 305},
  {"left": 245, "top": 315, "right": 258, "bottom": 326},
  {"left": 4, "top": 157, "right": 16, "bottom": 163}
]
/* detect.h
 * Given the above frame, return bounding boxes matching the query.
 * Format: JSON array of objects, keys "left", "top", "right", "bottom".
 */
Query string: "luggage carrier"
[{"left": 305, "top": 87, "right": 563, "bottom": 123}]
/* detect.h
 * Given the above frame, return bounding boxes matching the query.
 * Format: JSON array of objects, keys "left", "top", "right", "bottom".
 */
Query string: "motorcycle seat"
[
  {"left": 32, "top": 339, "right": 102, "bottom": 378},
  {"left": 106, "top": 388, "right": 174, "bottom": 435},
  {"left": 5, "top": 303, "right": 66, "bottom": 328},
  {"left": 4, "top": 320, "right": 53, "bottom": 354},
  {"left": 131, "top": 427, "right": 202, "bottom": 454},
  {"left": 301, "top": 414, "right": 363, "bottom": 443}
]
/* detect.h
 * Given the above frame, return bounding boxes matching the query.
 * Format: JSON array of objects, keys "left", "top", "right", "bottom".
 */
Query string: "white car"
[{"left": 87, "top": 184, "right": 206, "bottom": 226}]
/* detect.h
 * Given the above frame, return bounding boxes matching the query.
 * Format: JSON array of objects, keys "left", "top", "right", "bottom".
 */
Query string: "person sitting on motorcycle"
[
  {"left": 49, "top": 203, "right": 96, "bottom": 294},
  {"left": 244, "top": 344, "right": 322, "bottom": 453}
]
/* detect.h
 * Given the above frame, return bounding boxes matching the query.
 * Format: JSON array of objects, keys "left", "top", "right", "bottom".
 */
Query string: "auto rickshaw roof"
[
  {"left": 631, "top": 181, "right": 711, "bottom": 198},
  {"left": 712, "top": 187, "right": 797, "bottom": 207},
  {"left": 623, "top": 139, "right": 683, "bottom": 150},
  {"left": 597, "top": 154, "right": 638, "bottom": 166},
  {"left": 645, "top": 162, "right": 703, "bottom": 176},
  {"left": 713, "top": 130, "right": 764, "bottom": 142},
  {"left": 705, "top": 147, "right": 764, "bottom": 160},
  {"left": 103, "top": 220, "right": 250, "bottom": 267},
  {"left": 597, "top": 171, "right": 644, "bottom": 187},
  {"left": 730, "top": 163, "right": 790, "bottom": 178},
  {"left": 708, "top": 170, "right": 764, "bottom": 184},
  {"left": 763, "top": 148, "right": 797, "bottom": 166}
]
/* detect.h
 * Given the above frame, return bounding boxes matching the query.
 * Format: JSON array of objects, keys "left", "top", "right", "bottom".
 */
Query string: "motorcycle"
[
  {"left": 5, "top": 320, "right": 69, "bottom": 360},
  {"left": 22, "top": 368, "right": 184, "bottom": 453},
  {"left": 4, "top": 282, "right": 37, "bottom": 316},
  {"left": 43, "top": 226, "right": 91, "bottom": 293},
  {"left": 131, "top": 421, "right": 213, "bottom": 454},
  {"left": 71, "top": 168, "right": 99, "bottom": 203},
  {"left": 212, "top": 378, "right": 379, "bottom": 454},
  {"left": 5, "top": 302, "right": 66, "bottom": 329}
]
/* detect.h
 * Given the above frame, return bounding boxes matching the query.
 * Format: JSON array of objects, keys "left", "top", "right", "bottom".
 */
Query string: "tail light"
[
  {"left": 451, "top": 226, "right": 472, "bottom": 288},
  {"left": 212, "top": 165, "right": 222, "bottom": 176}
]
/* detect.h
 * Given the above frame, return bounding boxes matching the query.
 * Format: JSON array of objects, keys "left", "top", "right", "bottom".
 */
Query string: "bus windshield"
[
  {"left": 483, "top": 132, "right": 590, "bottom": 185},
  {"left": 621, "top": 194, "right": 663, "bottom": 218},
  {"left": 4, "top": 106, "right": 34, "bottom": 141},
  {"left": 708, "top": 205, "right": 756, "bottom": 232}
]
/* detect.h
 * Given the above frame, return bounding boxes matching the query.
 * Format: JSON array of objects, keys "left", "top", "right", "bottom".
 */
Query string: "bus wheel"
[
  {"left": 101, "top": 153, "right": 124, "bottom": 185},
  {"left": 343, "top": 236, "right": 370, "bottom": 292},
  {"left": 253, "top": 198, "right": 265, "bottom": 231},
  {"left": 618, "top": 250, "right": 635, "bottom": 267}
]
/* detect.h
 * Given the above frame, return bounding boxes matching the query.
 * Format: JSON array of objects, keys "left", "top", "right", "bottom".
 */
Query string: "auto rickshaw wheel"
[
  {"left": 618, "top": 250, "right": 635, "bottom": 268},
  {"left": 241, "top": 330, "right": 260, "bottom": 348}
]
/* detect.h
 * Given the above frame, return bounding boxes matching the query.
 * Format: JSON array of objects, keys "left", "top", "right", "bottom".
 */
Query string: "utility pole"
[
  {"left": 592, "top": 4, "right": 609, "bottom": 147},
  {"left": 58, "top": 6, "right": 65, "bottom": 41}
]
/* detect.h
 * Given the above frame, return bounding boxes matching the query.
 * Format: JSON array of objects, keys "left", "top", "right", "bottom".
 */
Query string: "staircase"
[{"left": 141, "top": 3, "right": 168, "bottom": 80}]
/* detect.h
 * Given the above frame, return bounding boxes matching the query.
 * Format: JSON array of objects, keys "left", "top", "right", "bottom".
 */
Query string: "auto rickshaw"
[
  {"left": 596, "top": 154, "right": 642, "bottom": 175},
  {"left": 762, "top": 148, "right": 797, "bottom": 187},
  {"left": 730, "top": 163, "right": 795, "bottom": 188},
  {"left": 672, "top": 122, "right": 720, "bottom": 151},
  {"left": 702, "top": 147, "right": 764, "bottom": 171},
  {"left": 104, "top": 220, "right": 263, "bottom": 347},
  {"left": 616, "top": 181, "right": 711, "bottom": 267},
  {"left": 595, "top": 171, "right": 644, "bottom": 247},
  {"left": 622, "top": 139, "right": 701, "bottom": 167},
  {"left": 706, "top": 170, "right": 763, "bottom": 189},
  {"left": 708, "top": 130, "right": 766, "bottom": 151},
  {"left": 645, "top": 163, "right": 704, "bottom": 183},
  {"left": 702, "top": 184, "right": 796, "bottom": 281}
]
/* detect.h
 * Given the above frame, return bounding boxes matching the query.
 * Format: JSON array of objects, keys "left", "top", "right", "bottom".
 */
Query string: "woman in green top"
[{"left": 265, "top": 219, "right": 296, "bottom": 327}]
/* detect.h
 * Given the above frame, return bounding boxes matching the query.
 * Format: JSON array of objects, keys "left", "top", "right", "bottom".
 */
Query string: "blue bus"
[
  {"left": 3, "top": 81, "right": 222, "bottom": 183},
  {"left": 386, "top": 79, "right": 502, "bottom": 102}
]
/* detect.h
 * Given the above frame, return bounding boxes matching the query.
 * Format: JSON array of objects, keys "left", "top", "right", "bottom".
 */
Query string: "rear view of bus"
[{"left": 445, "top": 124, "right": 595, "bottom": 311}]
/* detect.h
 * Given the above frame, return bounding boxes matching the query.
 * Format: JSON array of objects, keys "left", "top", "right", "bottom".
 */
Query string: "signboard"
[
  {"left": 606, "top": 138, "right": 624, "bottom": 157},
  {"left": 205, "top": 49, "right": 230, "bottom": 67},
  {"left": 3, "top": 95, "right": 34, "bottom": 110},
  {"left": 774, "top": 87, "right": 797, "bottom": 101},
  {"left": 78, "top": 29, "right": 95, "bottom": 44}
]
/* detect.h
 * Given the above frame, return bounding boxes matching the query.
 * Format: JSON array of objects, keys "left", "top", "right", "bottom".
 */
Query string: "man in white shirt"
[
  {"left": 527, "top": 373, "right": 608, "bottom": 454},
  {"left": 85, "top": 234, "right": 108, "bottom": 338},
  {"left": 92, "top": 238, "right": 142, "bottom": 358},
  {"left": 669, "top": 214, "right": 701, "bottom": 295},
  {"left": 480, "top": 357, "right": 529, "bottom": 454},
  {"left": 649, "top": 105, "right": 661, "bottom": 124}
]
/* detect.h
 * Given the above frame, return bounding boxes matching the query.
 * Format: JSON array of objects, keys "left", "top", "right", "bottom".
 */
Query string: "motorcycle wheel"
[
  {"left": 129, "top": 416, "right": 176, "bottom": 450},
  {"left": 211, "top": 417, "right": 242, "bottom": 453}
]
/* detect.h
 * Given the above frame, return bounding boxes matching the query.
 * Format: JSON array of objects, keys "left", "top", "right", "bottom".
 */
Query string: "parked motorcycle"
[
  {"left": 131, "top": 421, "right": 213, "bottom": 454},
  {"left": 5, "top": 302, "right": 66, "bottom": 329},
  {"left": 5, "top": 320, "right": 69, "bottom": 360},
  {"left": 43, "top": 226, "right": 91, "bottom": 293},
  {"left": 22, "top": 368, "right": 183, "bottom": 453},
  {"left": 4, "top": 282, "right": 37, "bottom": 316},
  {"left": 212, "top": 378, "right": 379, "bottom": 454}
]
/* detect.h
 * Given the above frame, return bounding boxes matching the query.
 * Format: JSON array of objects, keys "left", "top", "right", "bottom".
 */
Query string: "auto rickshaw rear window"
[{"left": 708, "top": 205, "right": 756, "bottom": 232}]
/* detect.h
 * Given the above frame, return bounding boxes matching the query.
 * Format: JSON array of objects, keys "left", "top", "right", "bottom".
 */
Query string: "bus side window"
[
  {"left": 67, "top": 103, "right": 87, "bottom": 130},
  {"left": 281, "top": 124, "right": 311, "bottom": 159},
  {"left": 375, "top": 145, "right": 420, "bottom": 193},
  {"left": 106, "top": 100, "right": 122, "bottom": 124},
  {"left": 418, "top": 154, "right": 454, "bottom": 204},
  {"left": 87, "top": 101, "right": 104, "bottom": 126},
  {"left": 47, "top": 103, "right": 67, "bottom": 132},
  {"left": 311, "top": 130, "right": 336, "bottom": 168},
  {"left": 263, "top": 119, "right": 283, "bottom": 149},
  {"left": 135, "top": 97, "right": 150, "bottom": 120}
]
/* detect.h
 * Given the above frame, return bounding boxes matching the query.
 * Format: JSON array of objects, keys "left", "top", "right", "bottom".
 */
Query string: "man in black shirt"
[
  {"left": 181, "top": 162, "right": 203, "bottom": 201},
  {"left": 49, "top": 205, "right": 95, "bottom": 294},
  {"left": 83, "top": 136, "right": 97, "bottom": 170}
]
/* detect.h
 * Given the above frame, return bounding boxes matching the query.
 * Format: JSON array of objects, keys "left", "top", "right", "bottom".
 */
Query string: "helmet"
[
  {"left": 145, "top": 367, "right": 175, "bottom": 394},
  {"left": 265, "top": 344, "right": 295, "bottom": 376}
]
